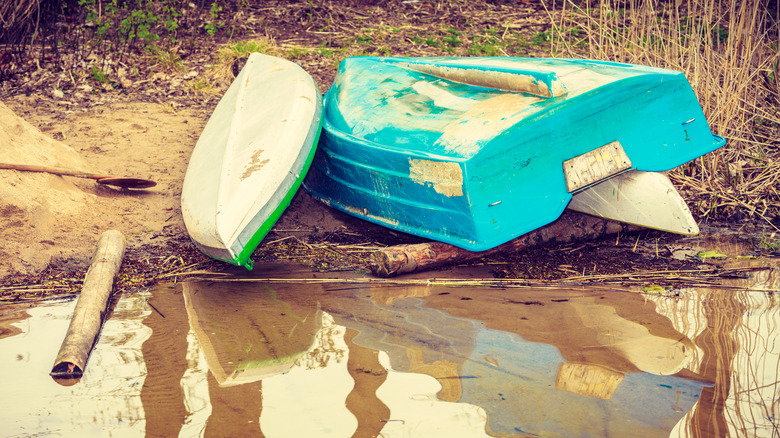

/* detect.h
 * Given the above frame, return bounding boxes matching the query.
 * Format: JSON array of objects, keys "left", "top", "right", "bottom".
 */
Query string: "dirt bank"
[
  {"left": 0, "top": 95, "right": 424, "bottom": 297},
  {"left": 1, "top": 93, "right": 775, "bottom": 304}
]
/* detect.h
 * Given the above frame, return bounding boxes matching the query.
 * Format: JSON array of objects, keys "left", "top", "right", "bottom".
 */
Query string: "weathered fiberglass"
[{"left": 304, "top": 56, "right": 725, "bottom": 250}]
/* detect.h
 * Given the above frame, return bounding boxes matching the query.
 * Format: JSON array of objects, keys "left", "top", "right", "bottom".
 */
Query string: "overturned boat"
[
  {"left": 304, "top": 57, "right": 725, "bottom": 251},
  {"left": 182, "top": 53, "right": 322, "bottom": 269}
]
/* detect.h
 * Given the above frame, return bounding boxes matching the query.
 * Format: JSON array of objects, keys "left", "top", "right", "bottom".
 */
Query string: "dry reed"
[{"left": 0, "top": 0, "right": 39, "bottom": 33}]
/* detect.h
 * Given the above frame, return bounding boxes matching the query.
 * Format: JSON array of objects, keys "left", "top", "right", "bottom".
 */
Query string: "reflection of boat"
[
  {"left": 182, "top": 281, "right": 322, "bottom": 386},
  {"left": 570, "top": 297, "right": 695, "bottom": 375},
  {"left": 181, "top": 53, "right": 322, "bottom": 269},
  {"left": 304, "top": 57, "right": 725, "bottom": 250},
  {"left": 555, "top": 362, "right": 624, "bottom": 400},
  {"left": 325, "top": 287, "right": 477, "bottom": 400},
  {"left": 329, "top": 284, "right": 709, "bottom": 437},
  {"left": 458, "top": 327, "right": 707, "bottom": 437}
]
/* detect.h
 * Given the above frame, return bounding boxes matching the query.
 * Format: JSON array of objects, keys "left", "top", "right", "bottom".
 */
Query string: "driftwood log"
[
  {"left": 369, "top": 211, "right": 640, "bottom": 277},
  {"left": 50, "top": 230, "right": 126, "bottom": 379}
]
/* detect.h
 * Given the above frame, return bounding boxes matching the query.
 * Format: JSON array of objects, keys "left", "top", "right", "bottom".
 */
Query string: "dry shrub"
[
  {"left": 547, "top": 0, "right": 780, "bottom": 225},
  {"left": 0, "top": 0, "right": 43, "bottom": 76},
  {"left": 0, "top": 0, "right": 39, "bottom": 38}
]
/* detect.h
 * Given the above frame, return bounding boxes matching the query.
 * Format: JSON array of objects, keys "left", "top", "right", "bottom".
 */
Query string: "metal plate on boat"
[{"left": 563, "top": 141, "right": 632, "bottom": 193}]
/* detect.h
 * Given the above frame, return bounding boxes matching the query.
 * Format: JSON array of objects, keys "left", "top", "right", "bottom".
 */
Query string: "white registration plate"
[{"left": 563, "top": 141, "right": 632, "bottom": 193}]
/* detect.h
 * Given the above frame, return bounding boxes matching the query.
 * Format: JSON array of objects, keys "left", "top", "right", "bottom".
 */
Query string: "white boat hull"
[
  {"left": 568, "top": 170, "right": 699, "bottom": 235},
  {"left": 181, "top": 53, "right": 322, "bottom": 269}
]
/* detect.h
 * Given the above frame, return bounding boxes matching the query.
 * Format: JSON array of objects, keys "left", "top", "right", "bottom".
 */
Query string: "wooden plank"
[{"left": 563, "top": 141, "right": 632, "bottom": 193}]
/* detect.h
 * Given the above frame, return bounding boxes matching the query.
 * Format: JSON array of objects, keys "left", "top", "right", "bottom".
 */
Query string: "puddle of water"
[
  {"left": 0, "top": 294, "right": 151, "bottom": 437},
  {"left": 0, "top": 261, "right": 778, "bottom": 437}
]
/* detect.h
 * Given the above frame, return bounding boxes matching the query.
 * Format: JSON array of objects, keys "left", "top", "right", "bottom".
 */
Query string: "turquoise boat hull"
[{"left": 303, "top": 57, "right": 725, "bottom": 251}]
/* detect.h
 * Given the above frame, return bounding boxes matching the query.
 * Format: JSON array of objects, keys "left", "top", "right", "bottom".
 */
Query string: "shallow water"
[{"left": 1, "top": 263, "right": 778, "bottom": 437}]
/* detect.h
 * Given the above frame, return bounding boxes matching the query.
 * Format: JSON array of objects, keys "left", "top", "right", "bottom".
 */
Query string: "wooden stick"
[
  {"left": 50, "top": 230, "right": 126, "bottom": 379},
  {"left": 369, "top": 211, "right": 640, "bottom": 277},
  {"left": 0, "top": 163, "right": 157, "bottom": 189}
]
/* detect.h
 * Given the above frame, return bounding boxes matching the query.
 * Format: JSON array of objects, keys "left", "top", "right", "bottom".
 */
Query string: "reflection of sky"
[
  {"left": 254, "top": 312, "right": 494, "bottom": 438},
  {"left": 179, "top": 329, "right": 211, "bottom": 437},
  {"left": 0, "top": 295, "right": 151, "bottom": 437},
  {"left": 375, "top": 351, "right": 492, "bottom": 438},
  {"left": 260, "top": 313, "right": 357, "bottom": 437}
]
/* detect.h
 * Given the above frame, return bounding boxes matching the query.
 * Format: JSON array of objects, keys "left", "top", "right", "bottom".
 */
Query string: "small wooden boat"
[
  {"left": 182, "top": 53, "right": 322, "bottom": 269},
  {"left": 304, "top": 57, "right": 725, "bottom": 250}
]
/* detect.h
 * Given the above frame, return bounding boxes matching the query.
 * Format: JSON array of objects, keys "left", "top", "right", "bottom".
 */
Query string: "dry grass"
[
  {"left": 546, "top": 0, "right": 780, "bottom": 225},
  {"left": 208, "top": 37, "right": 282, "bottom": 85}
]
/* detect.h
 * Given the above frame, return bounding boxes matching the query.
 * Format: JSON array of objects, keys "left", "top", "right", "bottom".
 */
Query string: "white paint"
[
  {"left": 181, "top": 53, "right": 321, "bottom": 259},
  {"left": 568, "top": 170, "right": 700, "bottom": 235},
  {"left": 411, "top": 81, "right": 476, "bottom": 112},
  {"left": 336, "top": 69, "right": 462, "bottom": 140},
  {"left": 435, "top": 94, "right": 543, "bottom": 157}
]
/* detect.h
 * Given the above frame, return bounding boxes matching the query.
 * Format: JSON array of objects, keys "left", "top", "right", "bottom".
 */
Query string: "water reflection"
[
  {"left": 0, "top": 267, "right": 777, "bottom": 437},
  {"left": 139, "top": 281, "right": 708, "bottom": 437},
  {"left": 328, "top": 285, "right": 708, "bottom": 437},
  {"left": 0, "top": 294, "right": 150, "bottom": 437},
  {"left": 649, "top": 267, "right": 780, "bottom": 437}
]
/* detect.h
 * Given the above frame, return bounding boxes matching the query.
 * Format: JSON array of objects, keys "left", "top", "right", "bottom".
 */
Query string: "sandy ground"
[
  {"left": 0, "top": 97, "right": 208, "bottom": 279},
  {"left": 0, "top": 94, "right": 390, "bottom": 282}
]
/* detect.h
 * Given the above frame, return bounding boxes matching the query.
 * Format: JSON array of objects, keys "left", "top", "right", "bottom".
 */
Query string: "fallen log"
[
  {"left": 50, "top": 230, "right": 126, "bottom": 379},
  {"left": 369, "top": 211, "right": 640, "bottom": 277}
]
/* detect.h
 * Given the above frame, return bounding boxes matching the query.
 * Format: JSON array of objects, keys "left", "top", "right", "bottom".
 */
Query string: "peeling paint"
[
  {"left": 409, "top": 159, "right": 464, "bottom": 197},
  {"left": 336, "top": 68, "right": 462, "bottom": 140},
  {"left": 399, "top": 62, "right": 567, "bottom": 98},
  {"left": 241, "top": 148, "right": 270, "bottom": 180},
  {"left": 436, "top": 94, "right": 543, "bottom": 156},
  {"left": 411, "top": 81, "right": 476, "bottom": 112}
]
